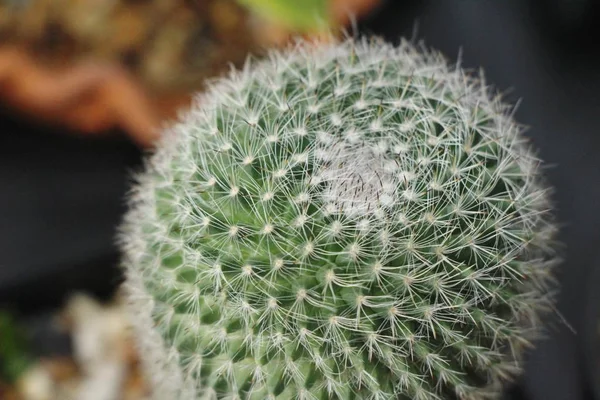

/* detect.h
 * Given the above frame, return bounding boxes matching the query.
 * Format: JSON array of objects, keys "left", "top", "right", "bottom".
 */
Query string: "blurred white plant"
[{"left": 67, "top": 294, "right": 133, "bottom": 400}]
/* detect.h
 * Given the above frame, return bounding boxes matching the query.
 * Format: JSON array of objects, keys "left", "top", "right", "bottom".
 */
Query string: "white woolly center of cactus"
[
  {"left": 303, "top": 242, "right": 315, "bottom": 256},
  {"left": 273, "top": 258, "right": 284, "bottom": 270},
  {"left": 261, "top": 191, "right": 274, "bottom": 201},
  {"left": 229, "top": 186, "right": 240, "bottom": 197},
  {"left": 228, "top": 225, "right": 239, "bottom": 237},
  {"left": 261, "top": 224, "right": 274, "bottom": 234},
  {"left": 296, "top": 289, "right": 307, "bottom": 300},
  {"left": 315, "top": 138, "right": 398, "bottom": 217},
  {"left": 241, "top": 264, "right": 253, "bottom": 276}
]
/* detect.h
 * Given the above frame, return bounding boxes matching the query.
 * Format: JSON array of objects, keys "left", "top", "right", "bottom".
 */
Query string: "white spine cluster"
[{"left": 120, "top": 36, "right": 558, "bottom": 400}]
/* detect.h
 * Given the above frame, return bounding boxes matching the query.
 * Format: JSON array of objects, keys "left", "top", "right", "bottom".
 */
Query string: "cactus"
[{"left": 120, "top": 37, "right": 558, "bottom": 400}]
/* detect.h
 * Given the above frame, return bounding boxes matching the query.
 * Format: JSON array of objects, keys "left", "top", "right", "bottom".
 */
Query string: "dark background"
[{"left": 1, "top": 0, "right": 600, "bottom": 399}]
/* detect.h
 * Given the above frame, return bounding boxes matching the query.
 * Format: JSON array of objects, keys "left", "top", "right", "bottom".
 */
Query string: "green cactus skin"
[{"left": 120, "top": 37, "right": 558, "bottom": 400}]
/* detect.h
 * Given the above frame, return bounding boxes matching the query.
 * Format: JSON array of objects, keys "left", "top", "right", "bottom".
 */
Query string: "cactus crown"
[{"left": 121, "top": 37, "right": 558, "bottom": 400}]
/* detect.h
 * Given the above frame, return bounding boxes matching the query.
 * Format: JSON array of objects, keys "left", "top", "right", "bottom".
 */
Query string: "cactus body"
[{"left": 121, "top": 38, "right": 558, "bottom": 400}]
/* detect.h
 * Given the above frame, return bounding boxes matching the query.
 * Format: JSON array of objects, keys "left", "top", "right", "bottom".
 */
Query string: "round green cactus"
[{"left": 120, "top": 37, "right": 558, "bottom": 400}]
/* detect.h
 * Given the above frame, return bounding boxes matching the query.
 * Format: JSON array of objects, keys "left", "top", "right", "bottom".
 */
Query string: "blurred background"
[{"left": 1, "top": 0, "right": 599, "bottom": 399}]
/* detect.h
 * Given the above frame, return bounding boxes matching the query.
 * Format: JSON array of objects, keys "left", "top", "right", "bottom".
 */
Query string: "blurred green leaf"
[
  {"left": 237, "top": 0, "right": 330, "bottom": 32},
  {"left": 0, "top": 311, "right": 33, "bottom": 384}
]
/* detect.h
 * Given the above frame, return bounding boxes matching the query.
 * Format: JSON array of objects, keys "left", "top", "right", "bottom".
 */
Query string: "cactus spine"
[{"left": 120, "top": 37, "right": 558, "bottom": 400}]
